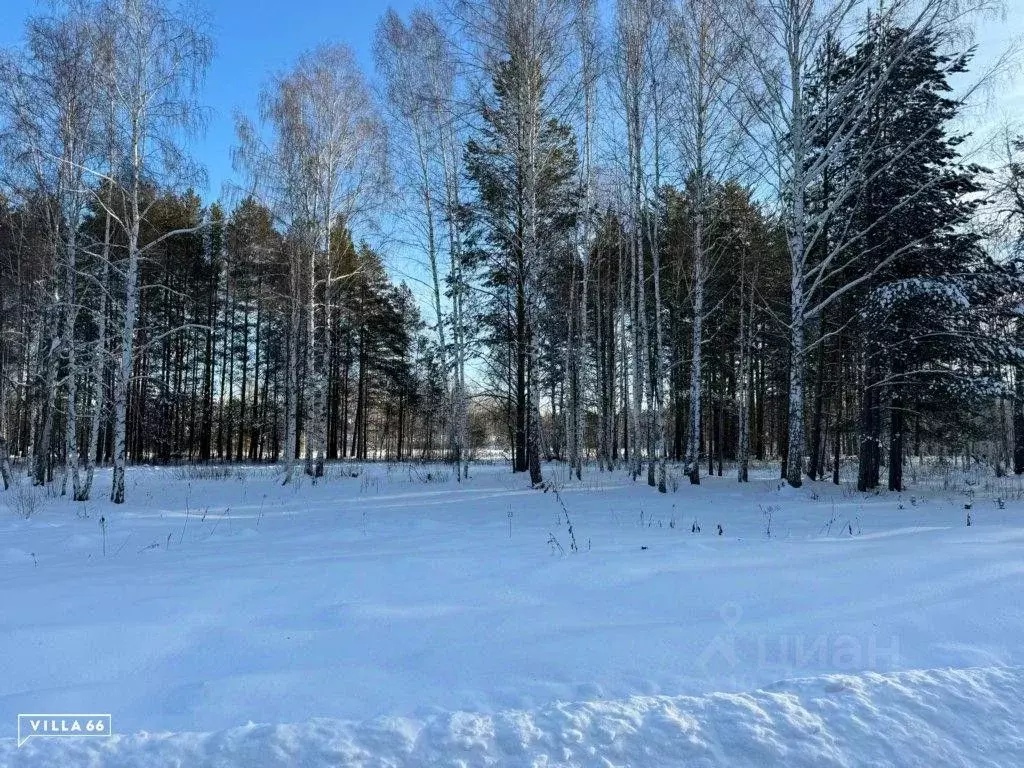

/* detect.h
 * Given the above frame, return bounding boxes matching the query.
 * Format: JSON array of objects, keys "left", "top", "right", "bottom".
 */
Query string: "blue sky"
[
  {"left": 0, "top": 0, "right": 419, "bottom": 199},
  {"left": 1, "top": 0, "right": 1021, "bottom": 201}
]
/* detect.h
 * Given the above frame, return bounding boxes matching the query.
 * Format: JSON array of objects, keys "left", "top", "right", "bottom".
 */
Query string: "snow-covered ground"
[{"left": 1, "top": 461, "right": 1022, "bottom": 766}]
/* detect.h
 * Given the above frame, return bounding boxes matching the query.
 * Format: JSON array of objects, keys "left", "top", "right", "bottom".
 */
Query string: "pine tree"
[{"left": 463, "top": 57, "right": 580, "bottom": 482}]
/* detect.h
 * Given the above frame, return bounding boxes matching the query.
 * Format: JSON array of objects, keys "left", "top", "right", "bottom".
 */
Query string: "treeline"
[
  {"left": 1, "top": 0, "right": 1023, "bottom": 504},
  {"left": 0, "top": 188, "right": 448, "bottom": 471}
]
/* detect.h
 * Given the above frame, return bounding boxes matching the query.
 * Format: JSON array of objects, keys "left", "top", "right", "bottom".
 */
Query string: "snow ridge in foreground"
[{"left": 4, "top": 666, "right": 1023, "bottom": 767}]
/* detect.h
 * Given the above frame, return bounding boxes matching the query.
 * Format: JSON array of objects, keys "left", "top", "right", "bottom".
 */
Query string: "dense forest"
[{"left": 1, "top": 0, "right": 1022, "bottom": 504}]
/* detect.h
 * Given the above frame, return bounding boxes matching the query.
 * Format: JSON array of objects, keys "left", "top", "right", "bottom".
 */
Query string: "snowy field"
[{"left": 1, "top": 460, "right": 1023, "bottom": 766}]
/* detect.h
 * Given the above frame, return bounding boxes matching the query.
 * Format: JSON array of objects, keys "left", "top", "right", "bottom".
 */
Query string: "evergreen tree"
[
  {"left": 462, "top": 57, "right": 580, "bottom": 480},
  {"left": 831, "top": 24, "right": 1002, "bottom": 490}
]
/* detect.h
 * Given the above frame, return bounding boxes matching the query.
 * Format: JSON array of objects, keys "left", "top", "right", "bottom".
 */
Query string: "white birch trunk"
[
  {"left": 311, "top": 182, "right": 333, "bottom": 478},
  {"left": 628, "top": 106, "right": 646, "bottom": 483},
  {"left": 110, "top": 191, "right": 141, "bottom": 505},
  {"left": 618, "top": 223, "right": 630, "bottom": 470},
  {"left": 648, "top": 63, "right": 666, "bottom": 492},
  {"left": 415, "top": 133, "right": 454, "bottom": 468},
  {"left": 63, "top": 219, "right": 82, "bottom": 501},
  {"left": 0, "top": 353, "right": 8, "bottom": 489},
  {"left": 524, "top": 49, "right": 543, "bottom": 489},
  {"left": 784, "top": 24, "right": 808, "bottom": 489},
  {"left": 684, "top": 230, "right": 704, "bottom": 484},
  {"left": 304, "top": 244, "right": 320, "bottom": 472},
  {"left": 0, "top": 438, "right": 11, "bottom": 491},
  {"left": 435, "top": 99, "right": 469, "bottom": 478},
  {"left": 282, "top": 286, "right": 300, "bottom": 485},
  {"left": 111, "top": 88, "right": 146, "bottom": 504},
  {"left": 34, "top": 309, "right": 59, "bottom": 487},
  {"left": 81, "top": 206, "right": 112, "bottom": 501},
  {"left": 737, "top": 260, "right": 752, "bottom": 482},
  {"left": 575, "top": 247, "right": 589, "bottom": 480}
]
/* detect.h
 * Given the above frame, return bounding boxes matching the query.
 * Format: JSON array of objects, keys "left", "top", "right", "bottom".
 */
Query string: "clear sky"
[
  {"left": 0, "top": 0, "right": 1022, "bottom": 201},
  {"left": 0, "top": 0, "right": 419, "bottom": 199}
]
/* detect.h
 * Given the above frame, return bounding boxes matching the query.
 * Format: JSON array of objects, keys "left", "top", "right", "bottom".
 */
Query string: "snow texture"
[
  {"left": 4, "top": 666, "right": 1024, "bottom": 767},
  {"left": 1, "top": 461, "right": 1023, "bottom": 766}
]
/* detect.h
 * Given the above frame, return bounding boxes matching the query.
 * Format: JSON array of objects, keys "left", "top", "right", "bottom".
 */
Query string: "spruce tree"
[{"left": 835, "top": 23, "right": 998, "bottom": 491}]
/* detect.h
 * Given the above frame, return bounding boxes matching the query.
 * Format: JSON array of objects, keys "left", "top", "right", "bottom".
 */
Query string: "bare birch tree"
[
  {"left": 376, "top": 8, "right": 470, "bottom": 477},
  {"left": 238, "top": 44, "right": 386, "bottom": 480},
  {"left": 97, "top": 0, "right": 211, "bottom": 503},
  {"left": 671, "top": 0, "right": 747, "bottom": 485},
  {"left": 79, "top": 95, "right": 117, "bottom": 502},
  {"left": 612, "top": 0, "right": 670, "bottom": 486},
  {"left": 567, "top": 0, "right": 600, "bottom": 481},
  {"left": 741, "top": 0, "right": 995, "bottom": 486},
  {"left": 0, "top": 4, "right": 104, "bottom": 496}
]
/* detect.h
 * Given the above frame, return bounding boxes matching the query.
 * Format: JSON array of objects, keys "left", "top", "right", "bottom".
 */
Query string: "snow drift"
[{"left": 4, "top": 666, "right": 1023, "bottom": 767}]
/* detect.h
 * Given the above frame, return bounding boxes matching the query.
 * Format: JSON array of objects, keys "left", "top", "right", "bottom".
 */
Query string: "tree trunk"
[
  {"left": 237, "top": 306, "right": 249, "bottom": 462},
  {"left": 514, "top": 277, "right": 528, "bottom": 473},
  {"left": 199, "top": 258, "right": 215, "bottom": 462},
  {"left": 63, "top": 224, "right": 82, "bottom": 500},
  {"left": 807, "top": 322, "right": 826, "bottom": 481},
  {"left": 0, "top": 437, "right": 11, "bottom": 491},
  {"left": 737, "top": 265, "right": 751, "bottom": 483},
  {"left": 34, "top": 307, "right": 59, "bottom": 487},
  {"left": 832, "top": 331, "right": 843, "bottom": 485},
  {"left": 81, "top": 205, "right": 112, "bottom": 501},
  {"left": 785, "top": 264, "right": 806, "bottom": 487},
  {"left": 888, "top": 391, "right": 904, "bottom": 492},
  {"left": 783, "top": 10, "right": 808, "bottom": 489},
  {"left": 685, "top": 267, "right": 704, "bottom": 485},
  {"left": 1014, "top": 366, "right": 1024, "bottom": 474},
  {"left": 528, "top": 339, "right": 543, "bottom": 487},
  {"left": 282, "top": 289, "right": 300, "bottom": 484},
  {"left": 110, "top": 217, "right": 141, "bottom": 505},
  {"left": 858, "top": 360, "right": 881, "bottom": 492}
]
